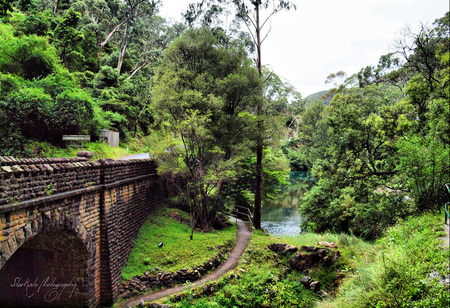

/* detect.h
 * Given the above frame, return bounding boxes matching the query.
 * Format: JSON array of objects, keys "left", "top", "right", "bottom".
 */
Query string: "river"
[
  {"left": 261, "top": 206, "right": 302, "bottom": 236},
  {"left": 260, "top": 173, "right": 313, "bottom": 236}
]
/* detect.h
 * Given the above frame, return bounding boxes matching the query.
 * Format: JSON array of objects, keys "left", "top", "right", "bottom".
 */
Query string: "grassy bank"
[
  {"left": 154, "top": 212, "right": 449, "bottom": 307},
  {"left": 121, "top": 207, "right": 237, "bottom": 281},
  {"left": 320, "top": 213, "right": 449, "bottom": 308},
  {"left": 19, "top": 133, "right": 176, "bottom": 160},
  {"left": 19, "top": 140, "right": 135, "bottom": 160}
]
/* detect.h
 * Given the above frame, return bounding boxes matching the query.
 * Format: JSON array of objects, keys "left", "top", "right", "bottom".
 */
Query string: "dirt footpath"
[{"left": 118, "top": 219, "right": 253, "bottom": 308}]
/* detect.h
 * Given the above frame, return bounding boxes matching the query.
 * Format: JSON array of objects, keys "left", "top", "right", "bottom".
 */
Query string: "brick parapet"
[
  {"left": 0, "top": 157, "right": 158, "bottom": 206},
  {"left": 0, "top": 159, "right": 101, "bottom": 205},
  {"left": 0, "top": 156, "right": 88, "bottom": 166},
  {"left": 101, "top": 159, "right": 158, "bottom": 184}
]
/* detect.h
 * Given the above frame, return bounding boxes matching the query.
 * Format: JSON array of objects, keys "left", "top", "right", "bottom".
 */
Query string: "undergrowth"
[
  {"left": 318, "top": 213, "right": 449, "bottom": 308},
  {"left": 161, "top": 231, "right": 348, "bottom": 307},
  {"left": 15, "top": 139, "right": 143, "bottom": 160}
]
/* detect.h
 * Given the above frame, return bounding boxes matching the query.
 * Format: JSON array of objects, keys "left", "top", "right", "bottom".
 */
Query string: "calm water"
[
  {"left": 261, "top": 206, "right": 302, "bottom": 236},
  {"left": 260, "top": 177, "right": 312, "bottom": 236}
]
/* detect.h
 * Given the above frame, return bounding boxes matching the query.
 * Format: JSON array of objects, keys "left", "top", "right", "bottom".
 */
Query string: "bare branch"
[
  {"left": 100, "top": 20, "right": 126, "bottom": 48},
  {"left": 260, "top": 24, "right": 272, "bottom": 44},
  {"left": 127, "top": 61, "right": 148, "bottom": 79},
  {"left": 260, "top": 8, "right": 278, "bottom": 30}
]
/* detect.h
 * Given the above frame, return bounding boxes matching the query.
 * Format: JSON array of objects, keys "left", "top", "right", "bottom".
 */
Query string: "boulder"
[
  {"left": 299, "top": 276, "right": 321, "bottom": 293},
  {"left": 267, "top": 243, "right": 298, "bottom": 255},
  {"left": 300, "top": 276, "right": 313, "bottom": 286},
  {"left": 310, "top": 281, "right": 321, "bottom": 292}
]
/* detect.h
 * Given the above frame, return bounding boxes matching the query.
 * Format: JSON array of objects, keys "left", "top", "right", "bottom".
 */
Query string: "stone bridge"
[{"left": 0, "top": 156, "right": 174, "bottom": 307}]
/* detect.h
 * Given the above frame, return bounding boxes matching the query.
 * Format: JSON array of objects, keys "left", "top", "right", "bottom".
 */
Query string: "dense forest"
[{"left": 0, "top": 1, "right": 448, "bottom": 238}]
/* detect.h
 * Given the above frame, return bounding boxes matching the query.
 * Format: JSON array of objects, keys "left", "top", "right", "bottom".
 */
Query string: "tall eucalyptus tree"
[{"left": 184, "top": 0, "right": 296, "bottom": 229}]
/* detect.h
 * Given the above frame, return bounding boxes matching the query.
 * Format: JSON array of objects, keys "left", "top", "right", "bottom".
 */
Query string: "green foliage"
[
  {"left": 224, "top": 147, "right": 290, "bottom": 209},
  {"left": 0, "top": 71, "right": 99, "bottom": 146},
  {"left": 93, "top": 65, "right": 120, "bottom": 90},
  {"left": 153, "top": 27, "right": 263, "bottom": 228},
  {"left": 0, "top": 2, "right": 185, "bottom": 152},
  {"left": 3, "top": 85, "right": 54, "bottom": 138},
  {"left": 0, "top": 22, "right": 59, "bottom": 79},
  {"left": 299, "top": 13, "right": 449, "bottom": 238},
  {"left": 52, "top": 8, "right": 85, "bottom": 71},
  {"left": 397, "top": 132, "right": 450, "bottom": 211},
  {"left": 0, "top": 0, "right": 13, "bottom": 17},
  {"left": 168, "top": 233, "right": 318, "bottom": 308},
  {"left": 13, "top": 9, "right": 51, "bottom": 36},
  {"left": 285, "top": 99, "right": 328, "bottom": 171},
  {"left": 160, "top": 213, "right": 448, "bottom": 308}
]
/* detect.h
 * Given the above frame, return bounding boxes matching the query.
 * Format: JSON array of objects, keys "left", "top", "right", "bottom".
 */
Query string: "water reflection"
[
  {"left": 261, "top": 207, "right": 302, "bottom": 236},
  {"left": 261, "top": 181, "right": 311, "bottom": 236}
]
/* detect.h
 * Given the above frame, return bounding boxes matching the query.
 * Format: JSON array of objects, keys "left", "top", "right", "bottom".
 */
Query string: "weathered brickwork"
[
  {"left": 0, "top": 157, "right": 173, "bottom": 307},
  {"left": 0, "top": 156, "right": 100, "bottom": 205}
]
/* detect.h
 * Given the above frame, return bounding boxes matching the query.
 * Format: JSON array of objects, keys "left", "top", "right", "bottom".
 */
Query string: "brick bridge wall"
[{"left": 0, "top": 156, "right": 174, "bottom": 307}]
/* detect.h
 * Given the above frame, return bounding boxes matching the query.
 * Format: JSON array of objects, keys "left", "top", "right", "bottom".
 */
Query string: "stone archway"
[
  {"left": 0, "top": 211, "right": 96, "bottom": 307},
  {"left": 0, "top": 228, "right": 89, "bottom": 307}
]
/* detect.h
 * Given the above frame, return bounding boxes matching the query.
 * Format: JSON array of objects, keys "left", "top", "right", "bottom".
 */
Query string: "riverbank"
[{"left": 140, "top": 212, "right": 448, "bottom": 307}]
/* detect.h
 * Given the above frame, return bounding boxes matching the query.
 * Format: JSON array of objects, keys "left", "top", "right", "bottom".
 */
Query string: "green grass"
[
  {"left": 121, "top": 207, "right": 237, "bottom": 281},
  {"left": 318, "top": 212, "right": 449, "bottom": 308},
  {"left": 22, "top": 139, "right": 142, "bottom": 160},
  {"left": 157, "top": 212, "right": 449, "bottom": 308}
]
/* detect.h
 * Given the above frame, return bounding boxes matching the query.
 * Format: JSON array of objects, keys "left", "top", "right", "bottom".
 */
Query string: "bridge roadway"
[{"left": 119, "top": 153, "right": 151, "bottom": 160}]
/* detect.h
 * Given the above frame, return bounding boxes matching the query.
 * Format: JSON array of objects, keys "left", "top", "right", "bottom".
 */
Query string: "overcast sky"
[{"left": 159, "top": 0, "right": 449, "bottom": 97}]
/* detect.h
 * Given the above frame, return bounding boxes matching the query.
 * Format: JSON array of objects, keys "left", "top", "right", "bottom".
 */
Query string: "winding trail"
[{"left": 117, "top": 219, "right": 253, "bottom": 308}]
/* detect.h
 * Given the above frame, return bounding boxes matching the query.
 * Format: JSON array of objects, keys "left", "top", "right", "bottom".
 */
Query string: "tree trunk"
[
  {"left": 117, "top": 22, "right": 129, "bottom": 74},
  {"left": 253, "top": 1, "right": 263, "bottom": 230}
]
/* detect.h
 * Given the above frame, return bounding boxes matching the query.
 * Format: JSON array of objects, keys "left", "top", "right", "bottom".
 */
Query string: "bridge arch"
[{"left": 0, "top": 212, "right": 95, "bottom": 307}]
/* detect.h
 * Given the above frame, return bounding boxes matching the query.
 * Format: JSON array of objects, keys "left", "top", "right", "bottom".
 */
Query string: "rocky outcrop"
[
  {"left": 289, "top": 245, "right": 340, "bottom": 272},
  {"left": 267, "top": 243, "right": 298, "bottom": 255},
  {"left": 288, "top": 245, "right": 341, "bottom": 294}
]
